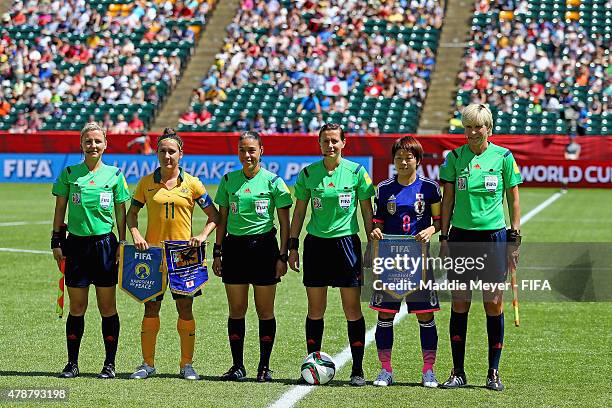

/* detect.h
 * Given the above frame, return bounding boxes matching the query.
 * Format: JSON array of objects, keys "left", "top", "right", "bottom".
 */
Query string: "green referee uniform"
[
  {"left": 295, "top": 158, "right": 375, "bottom": 287},
  {"left": 215, "top": 167, "right": 293, "bottom": 235},
  {"left": 294, "top": 158, "right": 375, "bottom": 238},
  {"left": 52, "top": 162, "right": 131, "bottom": 236},
  {"left": 439, "top": 143, "right": 522, "bottom": 230},
  {"left": 52, "top": 162, "right": 130, "bottom": 288},
  {"left": 215, "top": 167, "right": 292, "bottom": 285}
]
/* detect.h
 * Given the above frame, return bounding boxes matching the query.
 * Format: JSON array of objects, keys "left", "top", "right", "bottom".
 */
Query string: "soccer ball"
[{"left": 300, "top": 351, "right": 336, "bottom": 385}]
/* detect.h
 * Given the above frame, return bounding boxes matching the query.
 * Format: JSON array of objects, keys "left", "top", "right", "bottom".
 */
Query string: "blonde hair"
[
  {"left": 80, "top": 122, "right": 107, "bottom": 141},
  {"left": 461, "top": 104, "right": 493, "bottom": 136}
]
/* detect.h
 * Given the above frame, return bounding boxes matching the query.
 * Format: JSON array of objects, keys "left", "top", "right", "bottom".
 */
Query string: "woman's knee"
[{"left": 144, "top": 301, "right": 161, "bottom": 317}]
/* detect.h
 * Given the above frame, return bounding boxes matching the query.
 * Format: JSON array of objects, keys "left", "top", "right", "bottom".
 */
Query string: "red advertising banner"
[
  {"left": 1, "top": 132, "right": 611, "bottom": 161},
  {"left": 374, "top": 158, "right": 612, "bottom": 187}
]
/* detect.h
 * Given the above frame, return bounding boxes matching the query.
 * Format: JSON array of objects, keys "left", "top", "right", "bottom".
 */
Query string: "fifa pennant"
[
  {"left": 373, "top": 234, "right": 427, "bottom": 299},
  {"left": 119, "top": 244, "right": 166, "bottom": 303},
  {"left": 163, "top": 241, "right": 209, "bottom": 296}
]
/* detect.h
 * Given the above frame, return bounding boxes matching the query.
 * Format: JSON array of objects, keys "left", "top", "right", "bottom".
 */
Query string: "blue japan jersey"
[{"left": 373, "top": 176, "right": 441, "bottom": 235}]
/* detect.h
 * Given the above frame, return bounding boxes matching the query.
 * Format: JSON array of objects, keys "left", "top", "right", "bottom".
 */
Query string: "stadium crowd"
[
  {"left": 1, "top": 0, "right": 215, "bottom": 133},
  {"left": 454, "top": 0, "right": 610, "bottom": 132},
  {"left": 184, "top": 0, "right": 444, "bottom": 132}
]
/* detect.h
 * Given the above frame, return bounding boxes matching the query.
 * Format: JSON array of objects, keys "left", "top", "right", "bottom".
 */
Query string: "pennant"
[{"left": 164, "top": 241, "right": 209, "bottom": 296}]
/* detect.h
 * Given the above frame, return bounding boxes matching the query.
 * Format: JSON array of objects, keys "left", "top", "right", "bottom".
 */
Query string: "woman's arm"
[
  {"left": 506, "top": 185, "right": 521, "bottom": 231},
  {"left": 275, "top": 207, "right": 291, "bottom": 278},
  {"left": 359, "top": 198, "right": 374, "bottom": 239},
  {"left": 288, "top": 199, "right": 308, "bottom": 272},
  {"left": 212, "top": 206, "right": 228, "bottom": 277},
  {"left": 191, "top": 204, "right": 219, "bottom": 247},
  {"left": 126, "top": 204, "right": 148, "bottom": 250},
  {"left": 52, "top": 196, "right": 68, "bottom": 263}
]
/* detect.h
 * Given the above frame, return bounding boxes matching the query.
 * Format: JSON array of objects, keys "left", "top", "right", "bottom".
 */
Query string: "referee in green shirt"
[
  {"left": 51, "top": 123, "right": 131, "bottom": 379},
  {"left": 288, "top": 123, "right": 375, "bottom": 386},
  {"left": 438, "top": 104, "right": 522, "bottom": 391},
  {"left": 213, "top": 131, "right": 293, "bottom": 382}
]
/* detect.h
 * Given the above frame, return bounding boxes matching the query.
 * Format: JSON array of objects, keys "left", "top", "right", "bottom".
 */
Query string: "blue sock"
[
  {"left": 418, "top": 317, "right": 437, "bottom": 373},
  {"left": 486, "top": 313, "right": 504, "bottom": 370},
  {"left": 375, "top": 317, "right": 394, "bottom": 372},
  {"left": 449, "top": 310, "right": 468, "bottom": 373}
]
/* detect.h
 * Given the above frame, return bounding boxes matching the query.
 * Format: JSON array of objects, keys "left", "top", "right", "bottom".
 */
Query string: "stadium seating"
[
  {"left": 0, "top": 0, "right": 216, "bottom": 132},
  {"left": 450, "top": 0, "right": 610, "bottom": 135},
  {"left": 180, "top": 0, "right": 445, "bottom": 133}
]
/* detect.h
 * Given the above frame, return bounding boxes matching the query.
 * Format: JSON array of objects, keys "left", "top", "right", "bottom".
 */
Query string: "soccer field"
[{"left": 0, "top": 185, "right": 610, "bottom": 407}]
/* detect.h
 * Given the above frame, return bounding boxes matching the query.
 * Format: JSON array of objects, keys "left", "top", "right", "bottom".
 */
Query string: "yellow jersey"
[{"left": 132, "top": 167, "right": 213, "bottom": 245}]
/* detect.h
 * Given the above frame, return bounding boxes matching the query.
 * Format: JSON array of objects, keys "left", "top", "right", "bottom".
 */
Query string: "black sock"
[
  {"left": 66, "top": 314, "right": 84, "bottom": 364},
  {"left": 101, "top": 314, "right": 120, "bottom": 366},
  {"left": 486, "top": 313, "right": 504, "bottom": 370},
  {"left": 305, "top": 317, "right": 324, "bottom": 354},
  {"left": 228, "top": 318, "right": 245, "bottom": 367},
  {"left": 449, "top": 310, "right": 469, "bottom": 373},
  {"left": 347, "top": 317, "right": 366, "bottom": 375},
  {"left": 258, "top": 318, "right": 276, "bottom": 369}
]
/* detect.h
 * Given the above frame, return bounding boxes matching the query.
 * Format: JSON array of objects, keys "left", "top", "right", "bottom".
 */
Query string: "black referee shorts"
[
  {"left": 303, "top": 234, "right": 363, "bottom": 288},
  {"left": 64, "top": 232, "right": 118, "bottom": 288},
  {"left": 221, "top": 228, "right": 281, "bottom": 286},
  {"left": 446, "top": 226, "right": 508, "bottom": 284}
]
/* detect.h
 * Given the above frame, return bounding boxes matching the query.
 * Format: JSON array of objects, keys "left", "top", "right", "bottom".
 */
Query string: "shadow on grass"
[{"left": 0, "top": 371, "right": 491, "bottom": 390}]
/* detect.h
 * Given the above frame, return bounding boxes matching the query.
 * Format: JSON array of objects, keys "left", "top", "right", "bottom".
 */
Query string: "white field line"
[
  {"left": 0, "top": 248, "right": 52, "bottom": 254},
  {"left": 0, "top": 221, "right": 49, "bottom": 227},
  {"left": 520, "top": 192, "right": 562, "bottom": 224},
  {"left": 268, "top": 191, "right": 563, "bottom": 408},
  {"left": 268, "top": 308, "right": 408, "bottom": 408}
]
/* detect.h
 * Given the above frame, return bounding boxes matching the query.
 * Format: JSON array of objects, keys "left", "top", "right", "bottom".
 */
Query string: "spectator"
[
  {"left": 297, "top": 90, "right": 322, "bottom": 114},
  {"left": 112, "top": 114, "right": 129, "bottom": 134},
  {"left": 308, "top": 114, "right": 324, "bottom": 133},
  {"left": 179, "top": 106, "right": 199, "bottom": 126},
  {"left": 128, "top": 113, "right": 145, "bottom": 133},
  {"left": 251, "top": 112, "right": 266, "bottom": 133},
  {"left": 127, "top": 132, "right": 153, "bottom": 155},
  {"left": 9, "top": 112, "right": 28, "bottom": 133}
]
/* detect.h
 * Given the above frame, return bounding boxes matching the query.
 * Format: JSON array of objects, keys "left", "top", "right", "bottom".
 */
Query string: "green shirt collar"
[{"left": 154, "top": 167, "right": 185, "bottom": 183}]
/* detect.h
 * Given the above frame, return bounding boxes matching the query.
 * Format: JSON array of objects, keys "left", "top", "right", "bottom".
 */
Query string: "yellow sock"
[
  {"left": 141, "top": 317, "right": 160, "bottom": 367},
  {"left": 177, "top": 318, "right": 196, "bottom": 368}
]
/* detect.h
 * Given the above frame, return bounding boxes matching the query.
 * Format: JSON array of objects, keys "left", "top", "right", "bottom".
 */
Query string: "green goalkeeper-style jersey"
[
  {"left": 215, "top": 167, "right": 293, "bottom": 236},
  {"left": 439, "top": 143, "right": 522, "bottom": 230},
  {"left": 52, "top": 162, "right": 131, "bottom": 236},
  {"left": 294, "top": 158, "right": 375, "bottom": 238}
]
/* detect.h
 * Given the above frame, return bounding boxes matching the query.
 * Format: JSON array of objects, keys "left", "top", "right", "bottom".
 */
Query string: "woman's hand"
[
  {"left": 288, "top": 249, "right": 300, "bottom": 272},
  {"left": 189, "top": 233, "right": 207, "bottom": 247},
  {"left": 212, "top": 257, "right": 222, "bottom": 277},
  {"left": 414, "top": 226, "right": 435, "bottom": 243},
  {"left": 52, "top": 247, "right": 65, "bottom": 265},
  {"left": 133, "top": 234, "right": 149, "bottom": 251},
  {"left": 275, "top": 259, "right": 288, "bottom": 279},
  {"left": 370, "top": 227, "right": 384, "bottom": 240}
]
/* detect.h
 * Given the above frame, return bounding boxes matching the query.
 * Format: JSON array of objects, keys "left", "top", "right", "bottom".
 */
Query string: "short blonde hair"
[
  {"left": 80, "top": 122, "right": 106, "bottom": 141},
  {"left": 461, "top": 104, "right": 493, "bottom": 136}
]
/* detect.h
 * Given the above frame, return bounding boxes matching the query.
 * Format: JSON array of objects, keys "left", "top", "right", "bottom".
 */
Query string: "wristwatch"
[
  {"left": 439, "top": 234, "right": 449, "bottom": 241},
  {"left": 278, "top": 253, "right": 289, "bottom": 263},
  {"left": 119, "top": 240, "right": 128, "bottom": 246}
]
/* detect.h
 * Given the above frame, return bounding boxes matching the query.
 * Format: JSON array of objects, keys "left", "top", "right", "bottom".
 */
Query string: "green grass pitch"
[{"left": 0, "top": 184, "right": 610, "bottom": 407}]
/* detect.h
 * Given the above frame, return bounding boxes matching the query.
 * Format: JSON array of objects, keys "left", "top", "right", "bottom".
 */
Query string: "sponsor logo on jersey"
[
  {"left": 387, "top": 194, "right": 396, "bottom": 215},
  {"left": 327, "top": 182, "right": 335, "bottom": 188}
]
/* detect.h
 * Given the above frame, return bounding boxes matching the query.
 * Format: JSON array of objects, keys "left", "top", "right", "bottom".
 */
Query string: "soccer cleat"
[
  {"left": 349, "top": 371, "right": 366, "bottom": 387},
  {"left": 97, "top": 363, "right": 116, "bottom": 379},
  {"left": 256, "top": 366, "right": 273, "bottom": 382},
  {"left": 58, "top": 362, "right": 79, "bottom": 378},
  {"left": 180, "top": 364, "right": 200, "bottom": 380},
  {"left": 130, "top": 362, "right": 156, "bottom": 379},
  {"left": 221, "top": 365, "right": 247, "bottom": 381},
  {"left": 441, "top": 369, "right": 467, "bottom": 388},
  {"left": 422, "top": 368, "right": 439, "bottom": 388},
  {"left": 373, "top": 368, "right": 394, "bottom": 387},
  {"left": 485, "top": 369, "right": 505, "bottom": 391}
]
